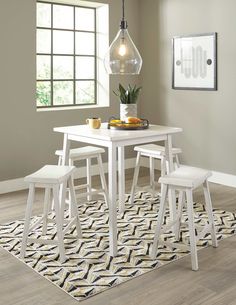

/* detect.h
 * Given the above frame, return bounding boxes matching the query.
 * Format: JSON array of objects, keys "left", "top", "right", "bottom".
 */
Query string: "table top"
[{"left": 54, "top": 123, "right": 183, "bottom": 142}]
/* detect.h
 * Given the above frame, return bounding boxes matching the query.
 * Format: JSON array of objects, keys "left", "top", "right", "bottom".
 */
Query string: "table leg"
[
  {"left": 60, "top": 134, "right": 71, "bottom": 213},
  {"left": 108, "top": 144, "right": 118, "bottom": 257},
  {"left": 165, "top": 135, "right": 178, "bottom": 238},
  {"left": 165, "top": 134, "right": 174, "bottom": 172},
  {"left": 62, "top": 133, "right": 70, "bottom": 166},
  {"left": 118, "top": 146, "right": 125, "bottom": 213}
]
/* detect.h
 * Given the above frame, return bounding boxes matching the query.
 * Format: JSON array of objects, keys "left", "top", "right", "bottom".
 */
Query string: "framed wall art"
[{"left": 172, "top": 32, "right": 217, "bottom": 90}]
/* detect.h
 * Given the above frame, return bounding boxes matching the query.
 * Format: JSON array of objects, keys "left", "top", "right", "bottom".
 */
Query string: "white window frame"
[{"left": 36, "top": 0, "right": 109, "bottom": 111}]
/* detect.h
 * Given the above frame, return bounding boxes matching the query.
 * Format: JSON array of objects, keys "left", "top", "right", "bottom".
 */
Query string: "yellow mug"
[{"left": 86, "top": 117, "right": 101, "bottom": 129}]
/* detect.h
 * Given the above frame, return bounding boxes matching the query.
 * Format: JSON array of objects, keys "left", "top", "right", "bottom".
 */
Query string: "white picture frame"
[{"left": 172, "top": 33, "right": 217, "bottom": 90}]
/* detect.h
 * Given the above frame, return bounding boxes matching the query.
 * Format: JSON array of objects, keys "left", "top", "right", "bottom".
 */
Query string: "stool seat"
[
  {"left": 159, "top": 166, "right": 212, "bottom": 189},
  {"left": 55, "top": 146, "right": 105, "bottom": 160},
  {"left": 129, "top": 144, "right": 182, "bottom": 208},
  {"left": 134, "top": 144, "right": 182, "bottom": 157},
  {"left": 24, "top": 165, "right": 76, "bottom": 184},
  {"left": 21, "top": 165, "right": 82, "bottom": 263},
  {"left": 152, "top": 165, "right": 218, "bottom": 271},
  {"left": 55, "top": 145, "right": 108, "bottom": 206}
]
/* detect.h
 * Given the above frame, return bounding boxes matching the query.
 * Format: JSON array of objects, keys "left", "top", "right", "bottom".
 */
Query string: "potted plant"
[{"left": 113, "top": 83, "right": 142, "bottom": 121}]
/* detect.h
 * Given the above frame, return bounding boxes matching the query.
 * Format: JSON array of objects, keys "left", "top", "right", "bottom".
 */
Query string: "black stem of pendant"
[
  {"left": 122, "top": 0, "right": 125, "bottom": 20},
  {"left": 120, "top": 0, "right": 128, "bottom": 29}
]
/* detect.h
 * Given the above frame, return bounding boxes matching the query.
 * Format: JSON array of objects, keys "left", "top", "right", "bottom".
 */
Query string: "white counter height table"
[{"left": 54, "top": 123, "right": 183, "bottom": 257}]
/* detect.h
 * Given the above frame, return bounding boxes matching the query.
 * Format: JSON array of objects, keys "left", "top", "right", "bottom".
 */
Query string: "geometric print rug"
[{"left": 0, "top": 192, "right": 236, "bottom": 302}]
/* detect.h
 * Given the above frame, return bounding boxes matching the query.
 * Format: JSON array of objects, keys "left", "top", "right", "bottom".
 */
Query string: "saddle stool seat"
[
  {"left": 151, "top": 166, "right": 218, "bottom": 271},
  {"left": 55, "top": 146, "right": 109, "bottom": 205},
  {"left": 20, "top": 165, "right": 82, "bottom": 263},
  {"left": 129, "top": 144, "right": 182, "bottom": 205}
]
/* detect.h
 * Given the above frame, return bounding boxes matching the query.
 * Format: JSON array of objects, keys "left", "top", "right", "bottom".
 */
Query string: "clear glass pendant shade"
[{"left": 104, "top": 28, "right": 143, "bottom": 74}]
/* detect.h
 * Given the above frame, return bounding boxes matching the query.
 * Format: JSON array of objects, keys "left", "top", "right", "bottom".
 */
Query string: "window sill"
[{"left": 37, "top": 103, "right": 110, "bottom": 112}]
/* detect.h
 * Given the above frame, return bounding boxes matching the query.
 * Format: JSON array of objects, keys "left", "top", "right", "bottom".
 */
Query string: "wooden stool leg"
[
  {"left": 60, "top": 180, "right": 67, "bottom": 221},
  {"left": 42, "top": 187, "right": 51, "bottom": 235},
  {"left": 67, "top": 158, "right": 74, "bottom": 213},
  {"left": 58, "top": 155, "right": 62, "bottom": 166},
  {"left": 174, "top": 155, "right": 182, "bottom": 206},
  {"left": 176, "top": 190, "right": 185, "bottom": 241},
  {"left": 53, "top": 184, "right": 66, "bottom": 263},
  {"left": 55, "top": 157, "right": 65, "bottom": 217},
  {"left": 52, "top": 157, "right": 63, "bottom": 211},
  {"left": 97, "top": 154, "right": 109, "bottom": 207},
  {"left": 203, "top": 181, "right": 218, "bottom": 248},
  {"left": 67, "top": 159, "right": 74, "bottom": 218},
  {"left": 151, "top": 184, "right": 168, "bottom": 259},
  {"left": 86, "top": 158, "right": 92, "bottom": 201},
  {"left": 175, "top": 154, "right": 180, "bottom": 168},
  {"left": 165, "top": 159, "right": 170, "bottom": 174},
  {"left": 168, "top": 187, "right": 178, "bottom": 239},
  {"left": 68, "top": 176, "right": 82, "bottom": 239},
  {"left": 130, "top": 152, "right": 141, "bottom": 204},
  {"left": 20, "top": 183, "right": 35, "bottom": 259},
  {"left": 160, "top": 156, "right": 166, "bottom": 196},
  {"left": 186, "top": 189, "right": 198, "bottom": 271},
  {"left": 149, "top": 157, "right": 155, "bottom": 197}
]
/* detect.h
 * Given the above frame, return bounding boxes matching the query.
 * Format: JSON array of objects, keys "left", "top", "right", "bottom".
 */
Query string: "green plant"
[
  {"left": 113, "top": 83, "right": 142, "bottom": 104},
  {"left": 36, "top": 83, "right": 51, "bottom": 106}
]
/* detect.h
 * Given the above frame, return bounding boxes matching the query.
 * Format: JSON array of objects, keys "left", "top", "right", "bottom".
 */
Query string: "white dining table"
[{"left": 54, "top": 123, "right": 183, "bottom": 257}]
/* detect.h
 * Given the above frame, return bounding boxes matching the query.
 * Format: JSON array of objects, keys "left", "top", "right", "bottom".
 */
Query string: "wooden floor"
[{"left": 1, "top": 169, "right": 236, "bottom": 305}]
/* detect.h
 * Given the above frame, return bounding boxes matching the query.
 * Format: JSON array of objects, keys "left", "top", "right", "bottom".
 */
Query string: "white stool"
[
  {"left": 55, "top": 146, "right": 108, "bottom": 205},
  {"left": 130, "top": 144, "right": 182, "bottom": 204},
  {"left": 151, "top": 166, "right": 218, "bottom": 271},
  {"left": 20, "top": 165, "right": 82, "bottom": 263}
]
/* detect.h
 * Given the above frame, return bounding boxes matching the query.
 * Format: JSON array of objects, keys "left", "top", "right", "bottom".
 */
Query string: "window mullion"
[
  {"left": 73, "top": 6, "right": 76, "bottom": 105},
  {"left": 94, "top": 8, "right": 97, "bottom": 106},
  {"left": 51, "top": 3, "right": 53, "bottom": 106}
]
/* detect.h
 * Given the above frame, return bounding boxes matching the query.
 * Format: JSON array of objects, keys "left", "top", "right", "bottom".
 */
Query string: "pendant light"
[{"left": 104, "top": 0, "right": 142, "bottom": 75}]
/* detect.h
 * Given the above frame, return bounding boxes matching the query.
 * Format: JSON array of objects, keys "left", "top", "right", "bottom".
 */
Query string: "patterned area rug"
[{"left": 0, "top": 192, "right": 236, "bottom": 302}]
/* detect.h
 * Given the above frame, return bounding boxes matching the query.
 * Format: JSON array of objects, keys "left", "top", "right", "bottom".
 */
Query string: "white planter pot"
[{"left": 120, "top": 104, "right": 137, "bottom": 121}]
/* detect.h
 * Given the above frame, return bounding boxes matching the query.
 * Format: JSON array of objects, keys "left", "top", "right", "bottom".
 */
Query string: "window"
[{"left": 36, "top": 1, "right": 98, "bottom": 108}]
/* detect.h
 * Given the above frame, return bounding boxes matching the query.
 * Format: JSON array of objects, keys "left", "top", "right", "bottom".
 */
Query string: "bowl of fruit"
[{"left": 108, "top": 117, "right": 149, "bottom": 130}]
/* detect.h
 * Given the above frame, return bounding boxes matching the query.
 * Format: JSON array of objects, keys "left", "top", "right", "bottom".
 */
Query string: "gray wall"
[
  {"left": 139, "top": 0, "right": 236, "bottom": 175},
  {"left": 2, "top": 0, "right": 236, "bottom": 181},
  {"left": 0, "top": 0, "right": 141, "bottom": 181}
]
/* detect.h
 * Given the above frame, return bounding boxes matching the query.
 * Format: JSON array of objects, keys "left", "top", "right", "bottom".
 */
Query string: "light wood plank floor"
[{"left": 1, "top": 169, "right": 236, "bottom": 305}]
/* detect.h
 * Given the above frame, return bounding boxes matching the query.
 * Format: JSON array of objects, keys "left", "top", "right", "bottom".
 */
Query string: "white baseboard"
[
  {"left": 208, "top": 171, "right": 236, "bottom": 188},
  {"left": 0, "top": 178, "right": 28, "bottom": 195},
  {"left": 1, "top": 157, "right": 236, "bottom": 194}
]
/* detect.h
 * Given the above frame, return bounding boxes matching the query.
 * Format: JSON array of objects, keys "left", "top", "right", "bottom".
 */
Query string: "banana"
[{"left": 110, "top": 119, "right": 123, "bottom": 124}]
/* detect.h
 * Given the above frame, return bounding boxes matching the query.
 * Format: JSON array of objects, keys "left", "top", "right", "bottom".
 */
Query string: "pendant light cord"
[
  {"left": 122, "top": 0, "right": 125, "bottom": 21},
  {"left": 120, "top": 0, "right": 127, "bottom": 29}
]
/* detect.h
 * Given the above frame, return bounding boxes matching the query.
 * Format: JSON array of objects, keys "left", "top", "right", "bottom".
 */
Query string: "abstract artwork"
[{"left": 172, "top": 33, "right": 217, "bottom": 90}]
